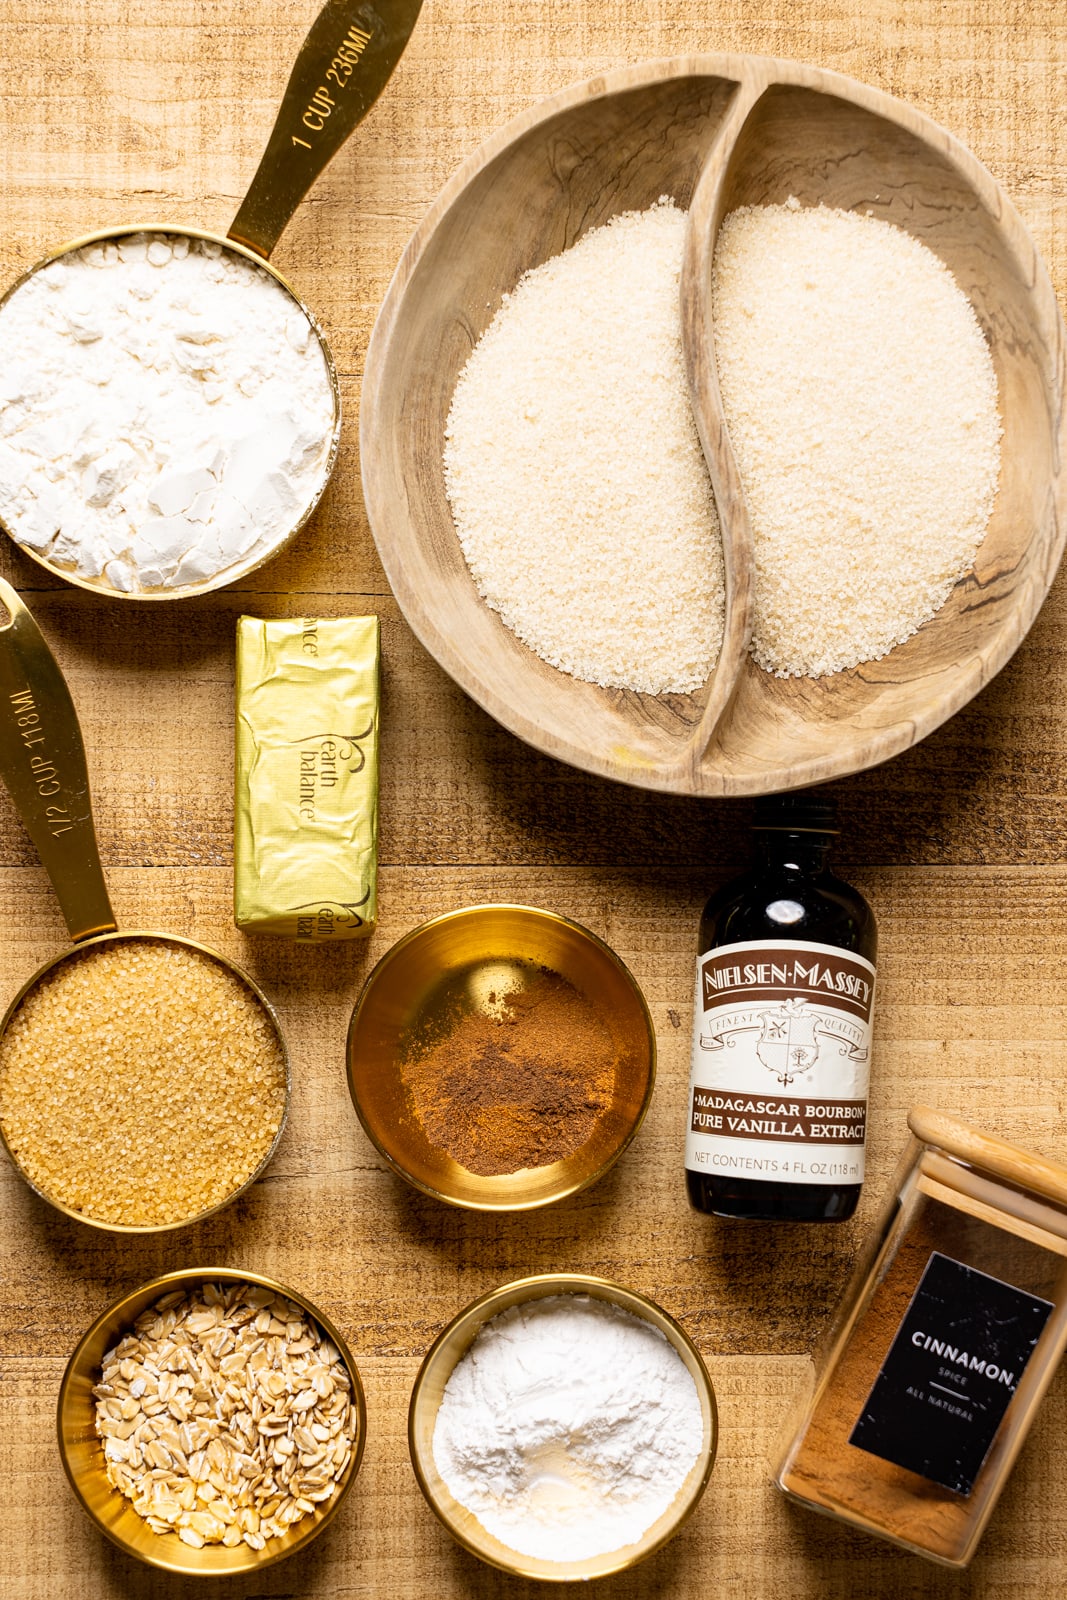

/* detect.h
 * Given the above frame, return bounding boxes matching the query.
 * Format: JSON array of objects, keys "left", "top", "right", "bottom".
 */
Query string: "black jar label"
[{"left": 849, "top": 1251, "right": 1053, "bottom": 1495}]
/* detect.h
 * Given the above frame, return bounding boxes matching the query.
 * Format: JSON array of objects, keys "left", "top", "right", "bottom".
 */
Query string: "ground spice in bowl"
[
  {"left": 347, "top": 904, "right": 655, "bottom": 1209},
  {"left": 399, "top": 968, "right": 617, "bottom": 1177}
]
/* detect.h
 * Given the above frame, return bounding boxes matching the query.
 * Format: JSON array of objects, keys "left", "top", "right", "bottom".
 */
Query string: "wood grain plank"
[
  {"left": 1, "top": 587, "right": 1067, "bottom": 870},
  {"left": 2, "top": 0, "right": 1067, "bottom": 1593}
]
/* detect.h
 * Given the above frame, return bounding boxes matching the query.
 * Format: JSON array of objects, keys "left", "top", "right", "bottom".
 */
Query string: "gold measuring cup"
[
  {"left": 0, "top": 0, "right": 423, "bottom": 600},
  {"left": 0, "top": 577, "right": 291, "bottom": 1231}
]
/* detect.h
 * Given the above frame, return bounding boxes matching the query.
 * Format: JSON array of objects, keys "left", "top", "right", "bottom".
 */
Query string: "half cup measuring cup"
[
  {"left": 0, "top": 0, "right": 422, "bottom": 600},
  {"left": 0, "top": 577, "right": 291, "bottom": 1231}
]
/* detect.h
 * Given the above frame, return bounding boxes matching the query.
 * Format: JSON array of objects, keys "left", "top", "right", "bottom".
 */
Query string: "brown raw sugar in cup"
[{"left": 0, "top": 937, "right": 287, "bottom": 1227}]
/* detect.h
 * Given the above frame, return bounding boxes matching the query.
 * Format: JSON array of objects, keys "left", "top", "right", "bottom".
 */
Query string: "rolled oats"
[{"left": 94, "top": 1284, "right": 357, "bottom": 1549}]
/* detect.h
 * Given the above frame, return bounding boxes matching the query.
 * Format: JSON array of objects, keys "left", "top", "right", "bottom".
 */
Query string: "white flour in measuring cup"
[{"left": 0, "top": 233, "right": 336, "bottom": 593}]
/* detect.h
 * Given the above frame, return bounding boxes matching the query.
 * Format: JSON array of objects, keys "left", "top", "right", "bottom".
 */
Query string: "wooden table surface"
[{"left": 2, "top": 1, "right": 1066, "bottom": 1595}]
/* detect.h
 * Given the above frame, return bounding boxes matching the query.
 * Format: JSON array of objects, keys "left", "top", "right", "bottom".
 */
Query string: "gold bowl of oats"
[{"left": 58, "top": 1269, "right": 367, "bottom": 1575}]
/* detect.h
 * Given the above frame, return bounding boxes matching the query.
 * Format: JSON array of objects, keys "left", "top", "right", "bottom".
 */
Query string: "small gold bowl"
[
  {"left": 346, "top": 904, "right": 656, "bottom": 1210},
  {"left": 408, "top": 1273, "right": 718, "bottom": 1580},
  {"left": 57, "top": 1268, "right": 367, "bottom": 1576}
]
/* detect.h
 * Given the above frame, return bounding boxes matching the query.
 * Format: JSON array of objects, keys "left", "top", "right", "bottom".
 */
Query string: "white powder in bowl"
[
  {"left": 712, "top": 199, "right": 1002, "bottom": 677},
  {"left": 431, "top": 1294, "right": 706, "bottom": 1564},
  {"left": 0, "top": 233, "right": 336, "bottom": 593},
  {"left": 444, "top": 201, "right": 725, "bottom": 696}
]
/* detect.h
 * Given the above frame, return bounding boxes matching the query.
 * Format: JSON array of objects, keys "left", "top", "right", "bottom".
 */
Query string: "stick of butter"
[{"left": 235, "top": 615, "right": 379, "bottom": 939}]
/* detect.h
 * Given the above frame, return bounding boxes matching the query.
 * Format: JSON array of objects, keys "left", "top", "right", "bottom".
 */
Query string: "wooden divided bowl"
[{"left": 361, "top": 56, "right": 1067, "bottom": 796}]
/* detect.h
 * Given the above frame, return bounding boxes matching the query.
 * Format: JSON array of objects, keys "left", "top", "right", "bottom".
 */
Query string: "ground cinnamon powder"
[
  {"left": 400, "top": 968, "right": 617, "bottom": 1176},
  {"left": 780, "top": 1194, "right": 1056, "bottom": 1562}
]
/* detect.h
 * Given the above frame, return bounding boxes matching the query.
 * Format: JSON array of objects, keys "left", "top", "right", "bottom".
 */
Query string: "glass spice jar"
[{"left": 775, "top": 1106, "right": 1067, "bottom": 1566}]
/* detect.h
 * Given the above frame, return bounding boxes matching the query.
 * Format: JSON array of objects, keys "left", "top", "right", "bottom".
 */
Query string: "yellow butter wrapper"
[{"left": 235, "top": 616, "right": 379, "bottom": 939}]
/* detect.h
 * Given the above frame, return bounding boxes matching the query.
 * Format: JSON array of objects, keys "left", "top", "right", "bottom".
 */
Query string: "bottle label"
[{"left": 684, "top": 938, "right": 875, "bottom": 1187}]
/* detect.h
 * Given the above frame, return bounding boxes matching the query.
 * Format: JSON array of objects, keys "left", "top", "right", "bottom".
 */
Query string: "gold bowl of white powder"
[
  {"left": 408, "top": 1274, "right": 717, "bottom": 1579},
  {"left": 362, "top": 55, "right": 1067, "bottom": 794}
]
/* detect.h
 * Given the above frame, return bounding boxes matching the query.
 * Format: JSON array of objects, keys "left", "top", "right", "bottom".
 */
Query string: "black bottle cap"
[{"left": 752, "top": 792, "right": 839, "bottom": 833}]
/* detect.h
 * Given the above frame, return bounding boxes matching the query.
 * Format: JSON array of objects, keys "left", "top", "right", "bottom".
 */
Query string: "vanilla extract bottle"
[{"left": 684, "top": 794, "right": 877, "bottom": 1222}]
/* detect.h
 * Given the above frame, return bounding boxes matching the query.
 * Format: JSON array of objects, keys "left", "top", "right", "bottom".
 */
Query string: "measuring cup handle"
[
  {"left": 228, "top": 0, "right": 423, "bottom": 260},
  {"left": 0, "top": 580, "right": 116, "bottom": 942}
]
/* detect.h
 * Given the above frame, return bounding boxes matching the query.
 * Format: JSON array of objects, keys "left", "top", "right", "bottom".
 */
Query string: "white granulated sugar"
[
  {"left": 444, "top": 201, "right": 725, "bottom": 696},
  {"left": 712, "top": 199, "right": 1001, "bottom": 677},
  {"left": 0, "top": 233, "right": 335, "bottom": 592},
  {"left": 431, "top": 1294, "right": 704, "bottom": 1564}
]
